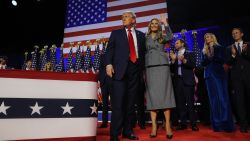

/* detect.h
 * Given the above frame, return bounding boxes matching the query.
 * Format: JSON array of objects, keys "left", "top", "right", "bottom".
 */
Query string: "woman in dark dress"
[{"left": 202, "top": 33, "right": 235, "bottom": 132}]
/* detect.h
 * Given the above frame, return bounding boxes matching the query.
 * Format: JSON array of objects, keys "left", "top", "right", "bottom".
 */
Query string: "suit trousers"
[
  {"left": 174, "top": 76, "right": 197, "bottom": 124},
  {"left": 230, "top": 76, "right": 250, "bottom": 128},
  {"left": 110, "top": 60, "right": 140, "bottom": 137}
]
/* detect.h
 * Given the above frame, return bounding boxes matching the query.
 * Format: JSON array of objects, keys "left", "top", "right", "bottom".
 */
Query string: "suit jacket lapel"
[
  {"left": 184, "top": 50, "right": 188, "bottom": 58},
  {"left": 122, "top": 28, "right": 129, "bottom": 47},
  {"left": 135, "top": 30, "right": 141, "bottom": 53}
]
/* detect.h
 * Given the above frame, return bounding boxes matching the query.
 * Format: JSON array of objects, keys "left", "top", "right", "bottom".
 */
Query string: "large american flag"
[{"left": 63, "top": 0, "right": 168, "bottom": 57}]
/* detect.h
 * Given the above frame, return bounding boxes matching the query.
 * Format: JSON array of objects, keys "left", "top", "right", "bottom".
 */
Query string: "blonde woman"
[
  {"left": 145, "top": 14, "right": 175, "bottom": 139},
  {"left": 43, "top": 62, "right": 53, "bottom": 71},
  {"left": 202, "top": 33, "right": 234, "bottom": 132}
]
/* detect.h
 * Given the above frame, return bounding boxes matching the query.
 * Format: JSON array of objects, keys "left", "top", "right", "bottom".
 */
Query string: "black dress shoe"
[
  {"left": 139, "top": 124, "right": 146, "bottom": 129},
  {"left": 224, "top": 129, "right": 234, "bottom": 133},
  {"left": 122, "top": 133, "right": 139, "bottom": 140},
  {"left": 166, "top": 134, "right": 173, "bottom": 139},
  {"left": 191, "top": 124, "right": 199, "bottom": 131},
  {"left": 240, "top": 127, "right": 248, "bottom": 133},
  {"left": 176, "top": 124, "right": 187, "bottom": 130},
  {"left": 99, "top": 123, "right": 108, "bottom": 128},
  {"left": 110, "top": 136, "right": 119, "bottom": 141}
]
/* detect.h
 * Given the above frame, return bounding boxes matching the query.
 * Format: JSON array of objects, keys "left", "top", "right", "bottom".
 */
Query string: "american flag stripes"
[
  {"left": 192, "top": 31, "right": 202, "bottom": 67},
  {"left": 39, "top": 49, "right": 44, "bottom": 70},
  {"left": 83, "top": 46, "right": 92, "bottom": 73},
  {"left": 66, "top": 47, "right": 74, "bottom": 72},
  {"left": 41, "top": 46, "right": 48, "bottom": 71},
  {"left": 74, "top": 44, "right": 83, "bottom": 72},
  {"left": 63, "top": 0, "right": 168, "bottom": 56},
  {"left": 50, "top": 45, "right": 57, "bottom": 71},
  {"left": 31, "top": 46, "right": 39, "bottom": 70},
  {"left": 93, "top": 44, "right": 101, "bottom": 72},
  {"left": 55, "top": 47, "right": 65, "bottom": 72}
]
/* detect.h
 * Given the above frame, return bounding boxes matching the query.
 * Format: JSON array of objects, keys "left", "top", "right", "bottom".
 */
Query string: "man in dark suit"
[
  {"left": 105, "top": 11, "right": 146, "bottom": 141},
  {"left": 98, "top": 46, "right": 112, "bottom": 128},
  {"left": 170, "top": 39, "right": 199, "bottom": 131},
  {"left": 226, "top": 28, "right": 250, "bottom": 133}
]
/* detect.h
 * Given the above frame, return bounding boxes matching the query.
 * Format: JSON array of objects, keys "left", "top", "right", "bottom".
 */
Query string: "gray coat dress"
[{"left": 145, "top": 26, "right": 176, "bottom": 110}]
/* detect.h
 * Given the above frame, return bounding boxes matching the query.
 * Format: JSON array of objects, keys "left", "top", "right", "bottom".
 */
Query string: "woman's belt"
[{"left": 146, "top": 64, "right": 170, "bottom": 68}]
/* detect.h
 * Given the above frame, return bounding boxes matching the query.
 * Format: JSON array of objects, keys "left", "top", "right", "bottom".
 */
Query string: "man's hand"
[
  {"left": 242, "top": 44, "right": 248, "bottom": 52},
  {"left": 169, "top": 51, "right": 177, "bottom": 60},
  {"left": 178, "top": 55, "right": 185, "bottom": 61},
  {"left": 106, "top": 64, "right": 114, "bottom": 78}
]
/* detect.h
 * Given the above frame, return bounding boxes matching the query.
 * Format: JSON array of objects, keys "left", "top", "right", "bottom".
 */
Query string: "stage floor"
[{"left": 97, "top": 123, "right": 249, "bottom": 141}]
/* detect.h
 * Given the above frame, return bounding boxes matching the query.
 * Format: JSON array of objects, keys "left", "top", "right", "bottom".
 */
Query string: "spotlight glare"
[{"left": 12, "top": 0, "right": 17, "bottom": 6}]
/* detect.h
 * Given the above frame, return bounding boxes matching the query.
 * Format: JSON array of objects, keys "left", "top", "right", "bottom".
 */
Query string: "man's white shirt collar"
[
  {"left": 178, "top": 48, "right": 185, "bottom": 56},
  {"left": 235, "top": 40, "right": 243, "bottom": 47}
]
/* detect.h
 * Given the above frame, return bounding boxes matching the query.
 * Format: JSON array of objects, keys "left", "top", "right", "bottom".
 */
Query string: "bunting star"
[
  {"left": 61, "top": 102, "right": 74, "bottom": 115},
  {"left": 30, "top": 102, "right": 44, "bottom": 115},
  {"left": 0, "top": 101, "right": 11, "bottom": 115},
  {"left": 90, "top": 103, "right": 97, "bottom": 115}
]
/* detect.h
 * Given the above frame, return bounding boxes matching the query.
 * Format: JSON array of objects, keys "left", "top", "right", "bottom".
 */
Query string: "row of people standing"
[
  {"left": 99, "top": 11, "right": 250, "bottom": 141},
  {"left": 101, "top": 11, "right": 199, "bottom": 141},
  {"left": 202, "top": 28, "right": 250, "bottom": 133},
  {"left": 202, "top": 33, "right": 235, "bottom": 132}
]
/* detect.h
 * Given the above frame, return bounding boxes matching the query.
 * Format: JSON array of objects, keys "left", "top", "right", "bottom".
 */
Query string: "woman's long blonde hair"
[
  {"left": 203, "top": 33, "right": 219, "bottom": 55},
  {"left": 43, "top": 62, "right": 53, "bottom": 71},
  {"left": 146, "top": 18, "right": 164, "bottom": 43}
]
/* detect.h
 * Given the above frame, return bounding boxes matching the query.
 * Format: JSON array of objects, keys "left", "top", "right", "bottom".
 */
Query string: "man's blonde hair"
[{"left": 123, "top": 11, "right": 136, "bottom": 19}]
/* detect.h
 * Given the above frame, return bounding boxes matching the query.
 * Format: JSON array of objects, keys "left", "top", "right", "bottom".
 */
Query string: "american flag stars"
[
  {"left": 90, "top": 103, "right": 97, "bottom": 115},
  {"left": 0, "top": 101, "right": 11, "bottom": 115},
  {"left": 0, "top": 100, "right": 98, "bottom": 117},
  {"left": 61, "top": 102, "right": 74, "bottom": 115},
  {"left": 65, "top": 0, "right": 106, "bottom": 27},
  {"left": 30, "top": 102, "right": 44, "bottom": 115}
]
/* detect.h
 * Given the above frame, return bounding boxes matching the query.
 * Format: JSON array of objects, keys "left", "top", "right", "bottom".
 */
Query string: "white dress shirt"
[
  {"left": 177, "top": 48, "right": 185, "bottom": 75},
  {"left": 235, "top": 40, "right": 243, "bottom": 52}
]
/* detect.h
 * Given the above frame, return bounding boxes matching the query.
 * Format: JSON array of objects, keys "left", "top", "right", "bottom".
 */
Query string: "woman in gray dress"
[{"left": 145, "top": 14, "right": 176, "bottom": 139}]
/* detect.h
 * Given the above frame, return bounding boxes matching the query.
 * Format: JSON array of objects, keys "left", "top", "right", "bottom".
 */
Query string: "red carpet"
[{"left": 97, "top": 123, "right": 250, "bottom": 141}]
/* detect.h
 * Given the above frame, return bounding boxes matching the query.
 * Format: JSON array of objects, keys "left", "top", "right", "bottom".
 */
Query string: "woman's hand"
[{"left": 159, "top": 14, "right": 168, "bottom": 26}]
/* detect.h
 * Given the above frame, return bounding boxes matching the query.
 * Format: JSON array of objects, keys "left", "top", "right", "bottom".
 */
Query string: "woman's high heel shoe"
[
  {"left": 149, "top": 126, "right": 157, "bottom": 138},
  {"left": 149, "top": 134, "right": 157, "bottom": 138},
  {"left": 166, "top": 122, "right": 173, "bottom": 139},
  {"left": 166, "top": 134, "right": 173, "bottom": 139},
  {"left": 149, "top": 128, "right": 157, "bottom": 138}
]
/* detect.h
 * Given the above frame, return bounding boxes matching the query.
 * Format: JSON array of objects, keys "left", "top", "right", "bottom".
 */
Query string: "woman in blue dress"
[{"left": 202, "top": 33, "right": 235, "bottom": 132}]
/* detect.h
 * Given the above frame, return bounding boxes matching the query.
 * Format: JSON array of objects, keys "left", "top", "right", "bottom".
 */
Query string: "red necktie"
[{"left": 127, "top": 29, "right": 137, "bottom": 63}]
